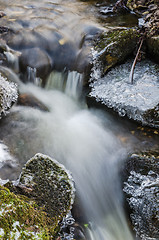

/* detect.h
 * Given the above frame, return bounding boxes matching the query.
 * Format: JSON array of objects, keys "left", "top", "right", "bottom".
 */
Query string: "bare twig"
[{"left": 129, "top": 38, "right": 144, "bottom": 84}]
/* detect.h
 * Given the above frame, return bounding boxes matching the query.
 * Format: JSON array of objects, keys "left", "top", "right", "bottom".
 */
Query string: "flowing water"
[
  {"left": 0, "top": 0, "right": 158, "bottom": 240},
  {"left": 1, "top": 75, "right": 134, "bottom": 240}
]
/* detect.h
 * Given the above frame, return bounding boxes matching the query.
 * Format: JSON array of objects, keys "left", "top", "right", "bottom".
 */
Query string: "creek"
[{"left": 0, "top": 0, "right": 159, "bottom": 240}]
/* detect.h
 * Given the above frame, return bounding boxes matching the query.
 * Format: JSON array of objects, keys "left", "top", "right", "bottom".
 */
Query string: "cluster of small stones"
[{"left": 126, "top": 0, "right": 159, "bottom": 36}]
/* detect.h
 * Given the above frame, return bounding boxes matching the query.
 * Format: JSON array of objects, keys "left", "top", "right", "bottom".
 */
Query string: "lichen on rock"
[
  {"left": 94, "top": 28, "right": 139, "bottom": 73},
  {"left": 18, "top": 153, "right": 75, "bottom": 220}
]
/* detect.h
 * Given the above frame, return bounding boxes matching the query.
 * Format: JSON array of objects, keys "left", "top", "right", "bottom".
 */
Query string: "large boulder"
[
  {"left": 123, "top": 151, "right": 159, "bottom": 239},
  {"left": 19, "top": 47, "right": 53, "bottom": 86}
]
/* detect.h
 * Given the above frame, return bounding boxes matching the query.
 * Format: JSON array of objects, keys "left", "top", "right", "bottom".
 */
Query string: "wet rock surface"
[
  {"left": 18, "top": 93, "right": 49, "bottom": 112},
  {"left": 19, "top": 47, "right": 52, "bottom": 85},
  {"left": 123, "top": 151, "right": 159, "bottom": 239}
]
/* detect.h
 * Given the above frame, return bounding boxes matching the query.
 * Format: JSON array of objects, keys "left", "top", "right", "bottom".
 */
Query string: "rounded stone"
[
  {"left": 19, "top": 47, "right": 52, "bottom": 84},
  {"left": 18, "top": 153, "right": 75, "bottom": 220}
]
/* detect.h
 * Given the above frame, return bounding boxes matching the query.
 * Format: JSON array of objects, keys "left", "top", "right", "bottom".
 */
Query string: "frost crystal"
[
  {"left": 124, "top": 171, "right": 159, "bottom": 239},
  {"left": 0, "top": 73, "right": 18, "bottom": 117},
  {"left": 89, "top": 55, "right": 159, "bottom": 126}
]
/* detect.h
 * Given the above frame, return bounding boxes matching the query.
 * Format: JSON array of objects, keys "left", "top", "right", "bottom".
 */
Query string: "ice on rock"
[
  {"left": 0, "top": 73, "right": 18, "bottom": 117},
  {"left": 124, "top": 171, "right": 159, "bottom": 239},
  {"left": 89, "top": 53, "right": 159, "bottom": 126}
]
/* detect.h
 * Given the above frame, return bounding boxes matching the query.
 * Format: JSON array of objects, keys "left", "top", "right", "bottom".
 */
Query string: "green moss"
[
  {"left": 18, "top": 154, "right": 75, "bottom": 221},
  {"left": 0, "top": 185, "right": 58, "bottom": 239},
  {"left": 146, "top": 36, "right": 159, "bottom": 63},
  {"left": 94, "top": 28, "right": 140, "bottom": 73}
]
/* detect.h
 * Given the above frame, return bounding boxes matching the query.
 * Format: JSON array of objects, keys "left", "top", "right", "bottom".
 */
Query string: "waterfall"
[
  {"left": 16, "top": 71, "right": 134, "bottom": 240},
  {"left": 65, "top": 71, "right": 83, "bottom": 99},
  {"left": 45, "top": 70, "right": 83, "bottom": 99}
]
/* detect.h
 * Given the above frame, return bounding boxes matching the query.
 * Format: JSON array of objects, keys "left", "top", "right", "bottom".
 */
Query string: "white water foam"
[{"left": 0, "top": 142, "right": 15, "bottom": 167}]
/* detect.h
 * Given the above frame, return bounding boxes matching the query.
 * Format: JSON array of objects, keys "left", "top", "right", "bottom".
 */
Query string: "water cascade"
[{"left": 11, "top": 72, "right": 134, "bottom": 240}]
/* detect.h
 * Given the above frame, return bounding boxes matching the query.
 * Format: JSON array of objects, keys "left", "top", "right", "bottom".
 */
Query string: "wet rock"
[
  {"left": 146, "top": 35, "right": 159, "bottom": 63},
  {"left": 0, "top": 66, "right": 21, "bottom": 85},
  {"left": 123, "top": 151, "right": 159, "bottom": 239},
  {"left": 19, "top": 47, "right": 53, "bottom": 86},
  {"left": 126, "top": 0, "right": 159, "bottom": 36},
  {"left": 0, "top": 12, "right": 6, "bottom": 18},
  {"left": 73, "top": 223, "right": 86, "bottom": 240},
  {"left": 18, "top": 93, "right": 49, "bottom": 112},
  {"left": 142, "top": 103, "right": 159, "bottom": 128},
  {"left": 17, "top": 153, "right": 75, "bottom": 220},
  {"left": 0, "top": 67, "right": 18, "bottom": 118},
  {"left": 0, "top": 185, "right": 58, "bottom": 239},
  {"left": 0, "top": 41, "right": 21, "bottom": 71},
  {"left": 95, "top": 28, "right": 139, "bottom": 73},
  {"left": 0, "top": 26, "right": 13, "bottom": 34}
]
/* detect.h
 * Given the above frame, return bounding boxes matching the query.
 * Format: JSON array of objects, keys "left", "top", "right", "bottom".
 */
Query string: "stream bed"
[{"left": 0, "top": 0, "right": 159, "bottom": 240}]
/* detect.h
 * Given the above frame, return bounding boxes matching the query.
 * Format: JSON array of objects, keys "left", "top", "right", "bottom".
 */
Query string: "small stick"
[{"left": 129, "top": 38, "right": 144, "bottom": 84}]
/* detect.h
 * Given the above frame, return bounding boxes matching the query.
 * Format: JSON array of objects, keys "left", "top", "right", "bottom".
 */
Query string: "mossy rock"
[
  {"left": 95, "top": 28, "right": 140, "bottom": 73},
  {"left": 146, "top": 35, "right": 159, "bottom": 63},
  {"left": 0, "top": 185, "right": 58, "bottom": 239},
  {"left": 17, "top": 153, "right": 75, "bottom": 220}
]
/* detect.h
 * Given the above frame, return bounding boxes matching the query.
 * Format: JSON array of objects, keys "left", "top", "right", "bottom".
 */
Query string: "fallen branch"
[{"left": 129, "top": 38, "right": 144, "bottom": 84}]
